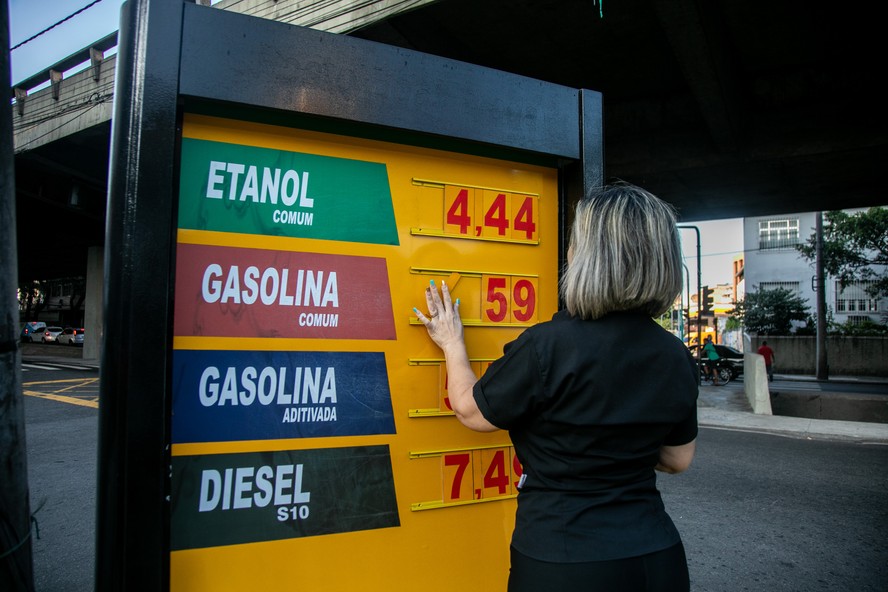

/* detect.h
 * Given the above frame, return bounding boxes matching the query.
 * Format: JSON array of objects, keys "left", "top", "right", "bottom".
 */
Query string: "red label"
[{"left": 174, "top": 243, "right": 396, "bottom": 340}]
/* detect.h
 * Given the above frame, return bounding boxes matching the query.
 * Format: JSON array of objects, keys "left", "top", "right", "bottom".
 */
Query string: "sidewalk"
[
  {"left": 698, "top": 374, "right": 888, "bottom": 444},
  {"left": 22, "top": 342, "right": 888, "bottom": 444},
  {"left": 20, "top": 341, "right": 100, "bottom": 369}
]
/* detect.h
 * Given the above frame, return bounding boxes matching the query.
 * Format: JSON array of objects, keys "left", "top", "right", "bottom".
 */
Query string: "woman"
[{"left": 415, "top": 182, "right": 698, "bottom": 592}]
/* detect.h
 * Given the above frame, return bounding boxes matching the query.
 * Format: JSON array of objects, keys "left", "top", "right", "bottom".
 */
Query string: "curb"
[{"left": 699, "top": 408, "right": 888, "bottom": 444}]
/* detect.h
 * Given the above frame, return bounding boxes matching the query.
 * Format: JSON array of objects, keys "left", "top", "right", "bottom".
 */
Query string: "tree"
[
  {"left": 730, "top": 287, "right": 811, "bottom": 335},
  {"left": 797, "top": 207, "right": 888, "bottom": 299},
  {"left": 17, "top": 280, "right": 45, "bottom": 321}
]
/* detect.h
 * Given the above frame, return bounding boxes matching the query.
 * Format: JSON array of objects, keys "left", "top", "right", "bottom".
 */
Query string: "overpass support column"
[{"left": 83, "top": 246, "right": 103, "bottom": 360}]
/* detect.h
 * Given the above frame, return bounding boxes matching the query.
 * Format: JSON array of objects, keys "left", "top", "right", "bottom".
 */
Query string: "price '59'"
[
  {"left": 484, "top": 275, "right": 537, "bottom": 324},
  {"left": 444, "top": 186, "right": 538, "bottom": 242},
  {"left": 443, "top": 448, "right": 523, "bottom": 503}
]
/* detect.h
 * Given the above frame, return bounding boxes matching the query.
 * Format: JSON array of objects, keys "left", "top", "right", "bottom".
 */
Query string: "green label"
[
  {"left": 170, "top": 446, "right": 400, "bottom": 550},
  {"left": 178, "top": 138, "right": 399, "bottom": 245}
]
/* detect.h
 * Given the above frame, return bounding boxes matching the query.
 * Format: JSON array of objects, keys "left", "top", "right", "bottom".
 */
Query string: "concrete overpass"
[{"left": 12, "top": 0, "right": 886, "bottom": 282}]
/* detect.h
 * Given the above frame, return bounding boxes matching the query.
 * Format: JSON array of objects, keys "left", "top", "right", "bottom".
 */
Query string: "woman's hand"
[
  {"left": 414, "top": 280, "right": 464, "bottom": 354},
  {"left": 414, "top": 281, "right": 498, "bottom": 432}
]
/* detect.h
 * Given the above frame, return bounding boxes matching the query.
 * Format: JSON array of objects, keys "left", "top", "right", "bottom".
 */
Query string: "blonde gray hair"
[{"left": 560, "top": 182, "right": 683, "bottom": 320}]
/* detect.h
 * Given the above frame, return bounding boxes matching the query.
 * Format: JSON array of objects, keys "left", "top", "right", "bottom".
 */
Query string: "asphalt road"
[
  {"left": 17, "top": 367, "right": 888, "bottom": 591},
  {"left": 661, "top": 428, "right": 888, "bottom": 591},
  {"left": 22, "top": 369, "right": 98, "bottom": 592}
]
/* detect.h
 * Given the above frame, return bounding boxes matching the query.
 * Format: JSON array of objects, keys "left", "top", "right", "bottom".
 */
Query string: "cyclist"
[{"left": 702, "top": 336, "right": 721, "bottom": 385}]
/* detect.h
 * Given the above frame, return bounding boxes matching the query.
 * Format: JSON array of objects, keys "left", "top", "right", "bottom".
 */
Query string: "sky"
[
  {"left": 5, "top": 0, "right": 747, "bottom": 287},
  {"left": 7, "top": 0, "right": 126, "bottom": 85},
  {"left": 681, "top": 218, "right": 744, "bottom": 290}
]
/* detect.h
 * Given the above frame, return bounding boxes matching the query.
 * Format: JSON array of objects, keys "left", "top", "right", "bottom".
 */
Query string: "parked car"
[
  {"left": 689, "top": 343, "right": 745, "bottom": 381},
  {"left": 57, "top": 327, "right": 85, "bottom": 346},
  {"left": 20, "top": 322, "right": 47, "bottom": 342},
  {"left": 41, "top": 326, "right": 64, "bottom": 343}
]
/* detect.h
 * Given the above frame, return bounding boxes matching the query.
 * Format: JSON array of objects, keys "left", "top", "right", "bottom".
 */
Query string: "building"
[
  {"left": 18, "top": 277, "right": 86, "bottom": 328},
  {"left": 680, "top": 282, "right": 736, "bottom": 345},
  {"left": 742, "top": 209, "right": 887, "bottom": 330}
]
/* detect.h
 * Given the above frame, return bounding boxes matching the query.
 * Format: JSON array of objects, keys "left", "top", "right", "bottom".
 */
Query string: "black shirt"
[{"left": 473, "top": 310, "right": 699, "bottom": 562}]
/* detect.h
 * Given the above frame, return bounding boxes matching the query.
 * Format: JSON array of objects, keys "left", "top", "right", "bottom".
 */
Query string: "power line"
[
  {"left": 10, "top": 0, "right": 106, "bottom": 51},
  {"left": 14, "top": 99, "right": 107, "bottom": 153}
]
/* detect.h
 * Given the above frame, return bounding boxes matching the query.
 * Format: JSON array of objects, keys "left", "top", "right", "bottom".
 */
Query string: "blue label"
[{"left": 172, "top": 350, "right": 396, "bottom": 443}]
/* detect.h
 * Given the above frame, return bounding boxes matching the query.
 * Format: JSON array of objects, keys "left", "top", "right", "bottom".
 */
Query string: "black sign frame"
[{"left": 97, "top": 2, "right": 603, "bottom": 590}]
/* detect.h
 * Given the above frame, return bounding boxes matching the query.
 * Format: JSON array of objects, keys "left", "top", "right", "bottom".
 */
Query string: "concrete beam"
[
  {"left": 12, "top": 54, "right": 116, "bottom": 153},
  {"left": 211, "top": 0, "right": 439, "bottom": 33}
]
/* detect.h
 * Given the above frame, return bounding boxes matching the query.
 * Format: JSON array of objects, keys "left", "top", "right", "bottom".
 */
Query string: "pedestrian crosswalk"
[{"left": 22, "top": 362, "right": 99, "bottom": 372}]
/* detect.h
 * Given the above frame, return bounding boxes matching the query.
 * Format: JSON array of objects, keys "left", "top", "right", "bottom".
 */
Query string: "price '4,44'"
[{"left": 445, "top": 187, "right": 538, "bottom": 241}]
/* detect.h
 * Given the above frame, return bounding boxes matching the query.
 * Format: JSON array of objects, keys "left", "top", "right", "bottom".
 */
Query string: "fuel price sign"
[{"left": 168, "top": 113, "right": 558, "bottom": 592}]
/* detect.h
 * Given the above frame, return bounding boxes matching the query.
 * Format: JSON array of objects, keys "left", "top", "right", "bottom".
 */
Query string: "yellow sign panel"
[{"left": 170, "top": 114, "right": 559, "bottom": 591}]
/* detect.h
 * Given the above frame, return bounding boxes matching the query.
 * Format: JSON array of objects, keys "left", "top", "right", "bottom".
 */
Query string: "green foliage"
[
  {"left": 797, "top": 207, "right": 888, "bottom": 298},
  {"left": 829, "top": 318, "right": 888, "bottom": 336},
  {"left": 18, "top": 280, "right": 45, "bottom": 318},
  {"left": 792, "top": 314, "right": 818, "bottom": 336},
  {"left": 730, "top": 287, "right": 811, "bottom": 335}
]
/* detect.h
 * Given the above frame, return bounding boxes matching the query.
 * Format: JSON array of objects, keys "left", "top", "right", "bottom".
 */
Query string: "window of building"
[
  {"left": 845, "top": 315, "right": 874, "bottom": 326},
  {"left": 835, "top": 281, "right": 880, "bottom": 313},
  {"left": 758, "top": 218, "right": 800, "bottom": 250},
  {"left": 758, "top": 281, "right": 801, "bottom": 295}
]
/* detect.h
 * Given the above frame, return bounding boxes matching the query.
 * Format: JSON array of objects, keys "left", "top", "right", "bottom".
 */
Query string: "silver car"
[{"left": 57, "top": 327, "right": 85, "bottom": 346}]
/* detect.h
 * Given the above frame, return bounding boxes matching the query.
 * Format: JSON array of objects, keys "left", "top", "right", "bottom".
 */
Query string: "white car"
[
  {"left": 57, "top": 327, "right": 85, "bottom": 346},
  {"left": 41, "top": 326, "right": 64, "bottom": 343},
  {"left": 20, "top": 322, "right": 47, "bottom": 342}
]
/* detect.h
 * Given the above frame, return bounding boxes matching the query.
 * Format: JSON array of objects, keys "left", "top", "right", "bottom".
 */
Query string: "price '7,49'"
[
  {"left": 445, "top": 186, "right": 538, "bottom": 242},
  {"left": 443, "top": 447, "right": 523, "bottom": 503}
]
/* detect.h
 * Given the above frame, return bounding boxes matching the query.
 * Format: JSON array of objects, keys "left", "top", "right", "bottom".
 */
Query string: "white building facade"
[{"left": 742, "top": 209, "right": 887, "bottom": 329}]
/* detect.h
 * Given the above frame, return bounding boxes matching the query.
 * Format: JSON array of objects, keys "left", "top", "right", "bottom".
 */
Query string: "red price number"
[
  {"left": 444, "top": 186, "right": 538, "bottom": 241},
  {"left": 440, "top": 361, "right": 495, "bottom": 413},
  {"left": 483, "top": 275, "right": 538, "bottom": 324},
  {"left": 443, "top": 447, "right": 521, "bottom": 503}
]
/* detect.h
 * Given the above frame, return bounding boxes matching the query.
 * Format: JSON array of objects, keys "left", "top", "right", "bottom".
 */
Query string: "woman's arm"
[
  {"left": 415, "top": 281, "right": 498, "bottom": 432},
  {"left": 655, "top": 439, "right": 696, "bottom": 474}
]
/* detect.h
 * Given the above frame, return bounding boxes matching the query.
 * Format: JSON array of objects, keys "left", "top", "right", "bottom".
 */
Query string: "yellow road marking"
[
  {"left": 23, "top": 377, "right": 100, "bottom": 409},
  {"left": 53, "top": 379, "right": 99, "bottom": 394},
  {"left": 23, "top": 378, "right": 98, "bottom": 386},
  {"left": 24, "top": 391, "right": 99, "bottom": 409}
]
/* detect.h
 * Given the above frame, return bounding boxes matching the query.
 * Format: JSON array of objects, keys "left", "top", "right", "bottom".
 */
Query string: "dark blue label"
[{"left": 172, "top": 350, "right": 396, "bottom": 443}]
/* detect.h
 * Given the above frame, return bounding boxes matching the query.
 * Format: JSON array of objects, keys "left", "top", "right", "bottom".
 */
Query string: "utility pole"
[
  {"left": 1, "top": 2, "right": 36, "bottom": 589},
  {"left": 815, "top": 212, "right": 829, "bottom": 379}
]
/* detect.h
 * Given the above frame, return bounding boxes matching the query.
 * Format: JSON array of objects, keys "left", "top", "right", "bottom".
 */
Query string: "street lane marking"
[
  {"left": 23, "top": 378, "right": 98, "bottom": 386},
  {"left": 23, "top": 363, "right": 97, "bottom": 372},
  {"left": 24, "top": 391, "right": 99, "bottom": 408},
  {"left": 23, "top": 378, "right": 100, "bottom": 409},
  {"left": 23, "top": 363, "right": 60, "bottom": 371}
]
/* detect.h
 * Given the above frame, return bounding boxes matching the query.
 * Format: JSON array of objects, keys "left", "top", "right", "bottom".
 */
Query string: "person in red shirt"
[{"left": 757, "top": 341, "right": 775, "bottom": 382}]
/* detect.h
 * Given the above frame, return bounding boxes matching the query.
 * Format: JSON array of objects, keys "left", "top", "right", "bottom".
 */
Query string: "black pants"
[{"left": 508, "top": 542, "right": 690, "bottom": 592}]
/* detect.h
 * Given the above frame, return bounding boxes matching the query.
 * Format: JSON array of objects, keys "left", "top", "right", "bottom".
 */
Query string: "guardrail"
[{"left": 10, "top": 31, "right": 117, "bottom": 113}]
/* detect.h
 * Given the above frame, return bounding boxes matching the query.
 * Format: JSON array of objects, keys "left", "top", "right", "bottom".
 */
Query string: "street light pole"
[{"left": 679, "top": 225, "right": 702, "bottom": 383}]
